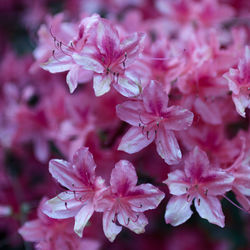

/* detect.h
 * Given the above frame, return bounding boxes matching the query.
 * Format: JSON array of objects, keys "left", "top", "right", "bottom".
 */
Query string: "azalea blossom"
[
  {"left": 73, "top": 18, "right": 146, "bottom": 97},
  {"left": 19, "top": 197, "right": 100, "bottom": 250},
  {"left": 117, "top": 80, "right": 194, "bottom": 165},
  {"left": 43, "top": 147, "right": 105, "bottom": 237},
  {"left": 223, "top": 46, "right": 250, "bottom": 117},
  {"left": 163, "top": 147, "right": 234, "bottom": 227},
  {"left": 96, "top": 160, "right": 165, "bottom": 242}
]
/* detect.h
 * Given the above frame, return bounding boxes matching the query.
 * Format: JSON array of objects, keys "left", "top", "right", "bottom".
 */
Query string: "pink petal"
[
  {"left": 110, "top": 160, "right": 138, "bottom": 195},
  {"left": 116, "top": 101, "right": 153, "bottom": 126},
  {"left": 18, "top": 219, "right": 44, "bottom": 242},
  {"left": 117, "top": 211, "right": 148, "bottom": 234},
  {"left": 164, "top": 106, "right": 194, "bottom": 131},
  {"left": 155, "top": 128, "right": 181, "bottom": 165},
  {"left": 74, "top": 202, "right": 95, "bottom": 237},
  {"left": 34, "top": 136, "right": 49, "bottom": 163},
  {"left": 114, "top": 73, "right": 141, "bottom": 97},
  {"left": 72, "top": 46, "right": 104, "bottom": 73},
  {"left": 194, "top": 98, "right": 222, "bottom": 125},
  {"left": 102, "top": 209, "right": 122, "bottom": 242},
  {"left": 204, "top": 170, "right": 234, "bottom": 196},
  {"left": 96, "top": 20, "right": 120, "bottom": 56},
  {"left": 142, "top": 80, "right": 169, "bottom": 115},
  {"left": 72, "top": 147, "right": 97, "bottom": 187},
  {"left": 42, "top": 53, "right": 72, "bottom": 73},
  {"left": 195, "top": 196, "right": 225, "bottom": 227},
  {"left": 184, "top": 146, "right": 210, "bottom": 179},
  {"left": 233, "top": 187, "right": 250, "bottom": 211},
  {"left": 43, "top": 192, "right": 82, "bottom": 219},
  {"left": 120, "top": 32, "right": 146, "bottom": 66},
  {"left": 118, "top": 126, "right": 155, "bottom": 153},
  {"left": 163, "top": 170, "right": 189, "bottom": 195},
  {"left": 93, "top": 73, "right": 112, "bottom": 96},
  {"left": 66, "top": 65, "right": 80, "bottom": 94},
  {"left": 164, "top": 195, "right": 193, "bottom": 226},
  {"left": 128, "top": 183, "right": 165, "bottom": 212},
  {"left": 49, "top": 159, "right": 84, "bottom": 190}
]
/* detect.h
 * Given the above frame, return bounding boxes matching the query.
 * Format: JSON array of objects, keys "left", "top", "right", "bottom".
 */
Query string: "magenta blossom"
[
  {"left": 117, "top": 80, "right": 194, "bottom": 165},
  {"left": 96, "top": 160, "right": 165, "bottom": 242},
  {"left": 73, "top": 18, "right": 146, "bottom": 97},
  {"left": 163, "top": 147, "right": 234, "bottom": 227},
  {"left": 43, "top": 147, "right": 105, "bottom": 237},
  {"left": 19, "top": 198, "right": 100, "bottom": 250},
  {"left": 223, "top": 46, "right": 250, "bottom": 117}
]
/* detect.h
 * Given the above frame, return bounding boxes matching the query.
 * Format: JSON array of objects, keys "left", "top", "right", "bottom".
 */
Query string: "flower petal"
[
  {"left": 117, "top": 211, "right": 148, "bottom": 234},
  {"left": 93, "top": 73, "right": 112, "bottom": 96},
  {"left": 110, "top": 160, "right": 138, "bottom": 195},
  {"left": 164, "top": 106, "right": 193, "bottom": 131},
  {"left": 165, "top": 195, "right": 193, "bottom": 226},
  {"left": 66, "top": 65, "right": 80, "bottom": 94},
  {"left": 128, "top": 183, "right": 165, "bottom": 212},
  {"left": 43, "top": 192, "right": 82, "bottom": 219},
  {"left": 164, "top": 170, "right": 189, "bottom": 196},
  {"left": 195, "top": 196, "right": 225, "bottom": 227},
  {"left": 74, "top": 202, "right": 95, "bottom": 237},
  {"left": 142, "top": 80, "right": 169, "bottom": 115},
  {"left": 102, "top": 209, "right": 122, "bottom": 242},
  {"left": 118, "top": 127, "right": 155, "bottom": 154},
  {"left": 155, "top": 128, "right": 181, "bottom": 165},
  {"left": 49, "top": 159, "right": 83, "bottom": 190}
]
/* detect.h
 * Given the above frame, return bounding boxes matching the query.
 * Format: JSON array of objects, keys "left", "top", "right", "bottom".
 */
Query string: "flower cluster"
[{"left": 0, "top": 0, "right": 250, "bottom": 249}]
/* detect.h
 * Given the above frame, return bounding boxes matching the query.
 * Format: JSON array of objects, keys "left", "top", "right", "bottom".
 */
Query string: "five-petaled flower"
[
  {"left": 117, "top": 80, "right": 194, "bottom": 165},
  {"left": 163, "top": 147, "right": 234, "bottom": 227},
  {"left": 43, "top": 147, "right": 105, "bottom": 237},
  {"left": 95, "top": 160, "right": 165, "bottom": 242}
]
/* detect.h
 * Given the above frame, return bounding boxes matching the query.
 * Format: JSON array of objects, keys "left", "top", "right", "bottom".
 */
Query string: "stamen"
[
  {"left": 130, "top": 214, "right": 139, "bottom": 223},
  {"left": 222, "top": 195, "right": 249, "bottom": 213}
]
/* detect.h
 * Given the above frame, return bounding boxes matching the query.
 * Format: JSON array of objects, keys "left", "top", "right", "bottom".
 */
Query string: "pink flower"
[
  {"left": 41, "top": 14, "right": 99, "bottom": 93},
  {"left": 226, "top": 139, "right": 250, "bottom": 211},
  {"left": 43, "top": 147, "right": 105, "bottom": 237},
  {"left": 117, "top": 80, "right": 194, "bottom": 165},
  {"left": 19, "top": 197, "right": 100, "bottom": 250},
  {"left": 223, "top": 46, "right": 250, "bottom": 117},
  {"left": 163, "top": 147, "right": 234, "bottom": 227},
  {"left": 73, "top": 18, "right": 145, "bottom": 97},
  {"left": 96, "top": 160, "right": 165, "bottom": 242}
]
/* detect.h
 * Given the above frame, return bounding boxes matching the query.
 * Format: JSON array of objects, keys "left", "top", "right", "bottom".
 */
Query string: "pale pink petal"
[
  {"left": 164, "top": 106, "right": 194, "bottom": 131},
  {"left": 72, "top": 147, "right": 96, "bottom": 186},
  {"left": 116, "top": 101, "right": 154, "bottom": 127},
  {"left": 204, "top": 171, "right": 234, "bottom": 196},
  {"left": 184, "top": 146, "right": 210, "bottom": 179},
  {"left": 42, "top": 53, "right": 72, "bottom": 73},
  {"left": 114, "top": 74, "right": 140, "bottom": 97},
  {"left": 18, "top": 219, "right": 44, "bottom": 242},
  {"left": 117, "top": 211, "right": 148, "bottom": 234},
  {"left": 232, "top": 94, "right": 250, "bottom": 118},
  {"left": 43, "top": 192, "right": 82, "bottom": 219},
  {"left": 118, "top": 126, "right": 155, "bottom": 153},
  {"left": 165, "top": 195, "right": 193, "bottom": 226},
  {"left": 74, "top": 202, "right": 95, "bottom": 237},
  {"left": 49, "top": 159, "right": 83, "bottom": 190},
  {"left": 72, "top": 47, "right": 104, "bottom": 73},
  {"left": 163, "top": 170, "right": 189, "bottom": 195},
  {"left": 120, "top": 32, "right": 146, "bottom": 66},
  {"left": 66, "top": 65, "right": 80, "bottom": 94},
  {"left": 96, "top": 20, "right": 120, "bottom": 55},
  {"left": 194, "top": 98, "right": 222, "bottom": 125},
  {"left": 110, "top": 160, "right": 138, "bottom": 195},
  {"left": 142, "top": 80, "right": 169, "bottom": 115},
  {"left": 102, "top": 209, "right": 122, "bottom": 242},
  {"left": 195, "top": 196, "right": 225, "bottom": 227},
  {"left": 93, "top": 73, "right": 112, "bottom": 96},
  {"left": 128, "top": 183, "right": 165, "bottom": 212},
  {"left": 155, "top": 128, "right": 181, "bottom": 165},
  {"left": 0, "top": 205, "right": 12, "bottom": 217},
  {"left": 34, "top": 136, "right": 49, "bottom": 163}
]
